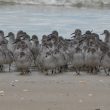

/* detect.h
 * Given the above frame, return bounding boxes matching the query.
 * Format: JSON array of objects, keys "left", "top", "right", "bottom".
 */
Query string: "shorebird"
[
  {"left": 100, "top": 48, "right": 110, "bottom": 75},
  {"left": 0, "top": 39, "right": 14, "bottom": 72},
  {"left": 101, "top": 30, "right": 110, "bottom": 43},
  {"left": 6, "top": 32, "right": 15, "bottom": 52},
  {"left": 14, "top": 40, "right": 33, "bottom": 75},
  {"left": 71, "top": 29, "right": 82, "bottom": 39},
  {"left": 30, "top": 35, "right": 40, "bottom": 67}
]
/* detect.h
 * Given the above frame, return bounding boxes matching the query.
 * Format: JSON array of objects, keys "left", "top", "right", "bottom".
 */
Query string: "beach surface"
[{"left": 0, "top": 71, "right": 110, "bottom": 110}]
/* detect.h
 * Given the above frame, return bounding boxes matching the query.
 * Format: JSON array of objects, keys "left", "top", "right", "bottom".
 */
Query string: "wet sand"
[{"left": 0, "top": 71, "right": 110, "bottom": 110}]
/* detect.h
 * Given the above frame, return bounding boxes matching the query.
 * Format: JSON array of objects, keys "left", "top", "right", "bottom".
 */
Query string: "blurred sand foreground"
[{"left": 0, "top": 71, "right": 110, "bottom": 110}]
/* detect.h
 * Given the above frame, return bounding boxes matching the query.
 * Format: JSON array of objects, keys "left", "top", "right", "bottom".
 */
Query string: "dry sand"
[{"left": 0, "top": 71, "right": 110, "bottom": 110}]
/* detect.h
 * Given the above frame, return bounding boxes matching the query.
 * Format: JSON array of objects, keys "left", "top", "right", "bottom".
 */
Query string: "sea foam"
[{"left": 0, "top": 0, "right": 110, "bottom": 8}]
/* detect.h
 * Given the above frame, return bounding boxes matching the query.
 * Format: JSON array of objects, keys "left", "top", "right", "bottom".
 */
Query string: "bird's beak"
[
  {"left": 83, "top": 34, "right": 86, "bottom": 36},
  {"left": 100, "top": 33, "right": 104, "bottom": 35},
  {"left": 71, "top": 36, "right": 75, "bottom": 38},
  {"left": 5, "top": 36, "right": 8, "bottom": 38},
  {"left": 71, "top": 33, "right": 75, "bottom": 35},
  {"left": 13, "top": 39, "right": 19, "bottom": 44},
  {"left": 13, "top": 41, "right": 17, "bottom": 44},
  {"left": 91, "top": 29, "right": 93, "bottom": 33}
]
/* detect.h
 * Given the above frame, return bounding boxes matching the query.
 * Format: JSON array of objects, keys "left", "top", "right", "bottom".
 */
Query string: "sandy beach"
[{"left": 0, "top": 71, "right": 109, "bottom": 110}]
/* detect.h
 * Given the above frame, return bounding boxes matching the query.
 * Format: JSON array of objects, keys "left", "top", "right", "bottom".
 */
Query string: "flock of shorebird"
[{"left": 0, "top": 29, "right": 110, "bottom": 75}]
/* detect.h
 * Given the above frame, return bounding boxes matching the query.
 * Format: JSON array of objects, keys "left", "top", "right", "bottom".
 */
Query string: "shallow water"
[{"left": 0, "top": 4, "right": 110, "bottom": 40}]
